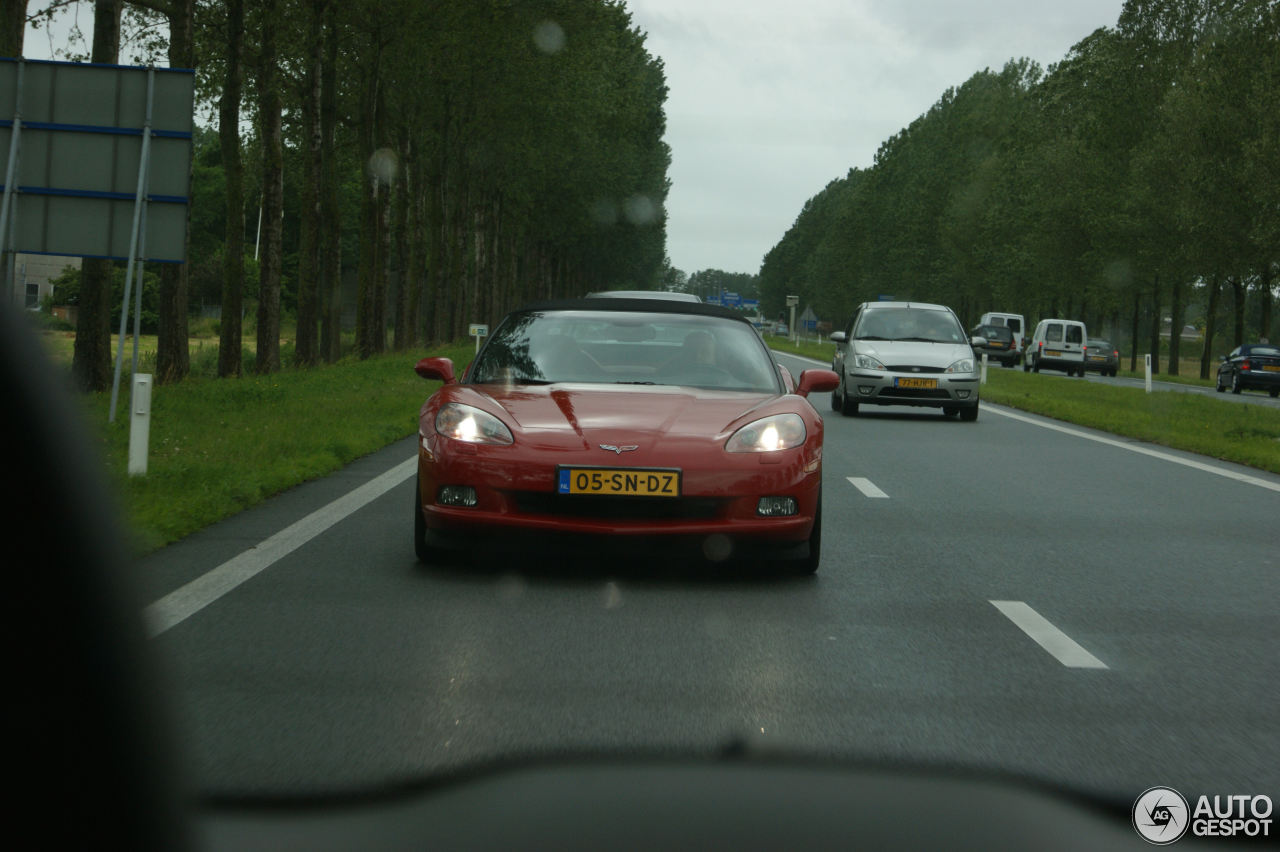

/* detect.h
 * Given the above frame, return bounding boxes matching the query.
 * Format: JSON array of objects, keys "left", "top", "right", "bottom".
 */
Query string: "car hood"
[
  {"left": 463, "top": 383, "right": 781, "bottom": 450},
  {"left": 855, "top": 340, "right": 974, "bottom": 368}
]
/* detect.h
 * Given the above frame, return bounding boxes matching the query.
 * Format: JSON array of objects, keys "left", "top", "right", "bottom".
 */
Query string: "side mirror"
[
  {"left": 970, "top": 336, "right": 988, "bottom": 348},
  {"left": 829, "top": 331, "right": 847, "bottom": 344},
  {"left": 415, "top": 356, "right": 456, "bottom": 384},
  {"left": 1219, "top": 355, "right": 1228, "bottom": 362},
  {"left": 796, "top": 369, "right": 839, "bottom": 398}
]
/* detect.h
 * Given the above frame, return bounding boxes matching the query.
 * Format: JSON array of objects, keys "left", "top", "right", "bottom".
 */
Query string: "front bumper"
[
  {"left": 845, "top": 370, "right": 980, "bottom": 408},
  {"left": 417, "top": 439, "right": 822, "bottom": 551}
]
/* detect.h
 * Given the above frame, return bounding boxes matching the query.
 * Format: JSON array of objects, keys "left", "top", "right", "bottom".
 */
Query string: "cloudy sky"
[{"left": 624, "top": 0, "right": 1127, "bottom": 277}]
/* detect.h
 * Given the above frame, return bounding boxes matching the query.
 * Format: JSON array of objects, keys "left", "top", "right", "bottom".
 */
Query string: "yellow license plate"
[
  {"left": 1263, "top": 365, "right": 1280, "bottom": 372},
  {"left": 1045, "top": 350, "right": 1063, "bottom": 357},
  {"left": 1089, "top": 356, "right": 1105, "bottom": 361},
  {"left": 557, "top": 468, "right": 680, "bottom": 497},
  {"left": 895, "top": 377, "right": 938, "bottom": 389}
]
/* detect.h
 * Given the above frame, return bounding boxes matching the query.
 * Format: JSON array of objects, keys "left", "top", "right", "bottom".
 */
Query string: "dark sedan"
[
  {"left": 969, "top": 324, "right": 1018, "bottom": 367},
  {"left": 1216, "top": 343, "right": 1280, "bottom": 397},
  {"left": 1083, "top": 338, "right": 1120, "bottom": 377}
]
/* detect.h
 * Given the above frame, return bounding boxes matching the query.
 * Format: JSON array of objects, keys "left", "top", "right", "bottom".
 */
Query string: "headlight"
[
  {"left": 946, "top": 358, "right": 976, "bottom": 373},
  {"left": 435, "top": 403, "right": 514, "bottom": 445},
  {"left": 853, "top": 353, "right": 886, "bottom": 370},
  {"left": 725, "top": 413, "right": 806, "bottom": 453}
]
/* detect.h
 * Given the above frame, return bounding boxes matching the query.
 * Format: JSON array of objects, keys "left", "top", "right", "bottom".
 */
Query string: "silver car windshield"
[{"left": 855, "top": 308, "right": 965, "bottom": 344}]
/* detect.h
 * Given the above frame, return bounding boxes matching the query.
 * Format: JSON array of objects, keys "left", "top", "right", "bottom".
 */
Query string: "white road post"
[
  {"left": 128, "top": 374, "right": 153, "bottom": 476},
  {"left": 1144, "top": 354, "right": 1152, "bottom": 393},
  {"left": 981, "top": 352, "right": 988, "bottom": 384}
]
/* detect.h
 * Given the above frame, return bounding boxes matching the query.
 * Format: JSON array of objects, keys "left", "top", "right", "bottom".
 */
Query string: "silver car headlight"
[
  {"left": 946, "top": 358, "right": 976, "bottom": 374},
  {"left": 726, "top": 413, "right": 806, "bottom": 453},
  {"left": 853, "top": 353, "right": 886, "bottom": 371},
  {"left": 435, "top": 403, "right": 514, "bottom": 445}
]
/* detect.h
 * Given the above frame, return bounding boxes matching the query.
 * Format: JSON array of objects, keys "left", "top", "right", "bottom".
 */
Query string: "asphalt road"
[{"left": 139, "top": 351, "right": 1280, "bottom": 813}]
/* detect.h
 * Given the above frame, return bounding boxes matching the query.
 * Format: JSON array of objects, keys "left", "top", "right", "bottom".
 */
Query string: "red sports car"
[{"left": 413, "top": 298, "right": 839, "bottom": 573}]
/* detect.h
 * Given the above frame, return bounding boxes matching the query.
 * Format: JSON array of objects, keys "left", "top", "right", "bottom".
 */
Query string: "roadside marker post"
[{"left": 1144, "top": 354, "right": 1152, "bottom": 393}]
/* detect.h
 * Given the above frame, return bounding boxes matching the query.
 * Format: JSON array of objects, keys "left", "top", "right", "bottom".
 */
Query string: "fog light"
[
  {"left": 858, "top": 385, "right": 875, "bottom": 395},
  {"left": 757, "top": 496, "right": 798, "bottom": 517},
  {"left": 956, "top": 390, "right": 971, "bottom": 399},
  {"left": 437, "top": 486, "right": 478, "bottom": 507}
]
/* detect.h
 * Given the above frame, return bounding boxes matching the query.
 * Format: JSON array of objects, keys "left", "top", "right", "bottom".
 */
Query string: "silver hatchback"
[{"left": 830, "top": 302, "right": 983, "bottom": 421}]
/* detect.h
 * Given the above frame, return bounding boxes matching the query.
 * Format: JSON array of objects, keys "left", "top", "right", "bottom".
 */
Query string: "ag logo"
[{"left": 1134, "top": 787, "right": 1190, "bottom": 844}]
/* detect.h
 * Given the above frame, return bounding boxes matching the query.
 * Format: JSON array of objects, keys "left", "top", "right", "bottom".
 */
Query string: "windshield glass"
[
  {"left": 22, "top": 0, "right": 1278, "bottom": 835},
  {"left": 855, "top": 308, "right": 965, "bottom": 343},
  {"left": 470, "top": 310, "right": 781, "bottom": 392}
]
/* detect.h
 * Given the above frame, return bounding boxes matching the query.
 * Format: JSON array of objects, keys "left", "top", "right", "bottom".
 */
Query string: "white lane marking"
[
  {"left": 847, "top": 476, "right": 889, "bottom": 498},
  {"left": 145, "top": 456, "right": 418, "bottom": 638},
  {"left": 983, "top": 405, "right": 1280, "bottom": 494},
  {"left": 990, "top": 600, "right": 1108, "bottom": 669}
]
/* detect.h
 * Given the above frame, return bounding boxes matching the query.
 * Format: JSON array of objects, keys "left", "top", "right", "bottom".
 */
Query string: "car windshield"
[
  {"left": 855, "top": 308, "right": 965, "bottom": 343},
  {"left": 469, "top": 309, "right": 781, "bottom": 392},
  {"left": 19, "top": 0, "right": 1279, "bottom": 840}
]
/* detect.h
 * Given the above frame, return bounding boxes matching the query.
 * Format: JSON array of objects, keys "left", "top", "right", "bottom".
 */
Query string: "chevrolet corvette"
[{"left": 413, "top": 298, "right": 839, "bottom": 573}]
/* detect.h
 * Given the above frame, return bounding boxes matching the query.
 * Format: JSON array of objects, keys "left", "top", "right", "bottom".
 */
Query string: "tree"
[
  {"left": 216, "top": 0, "right": 244, "bottom": 378},
  {"left": 70, "top": 0, "right": 122, "bottom": 393}
]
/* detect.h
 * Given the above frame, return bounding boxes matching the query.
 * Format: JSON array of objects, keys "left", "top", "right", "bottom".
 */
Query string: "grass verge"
[
  {"left": 981, "top": 369, "right": 1280, "bottom": 474},
  {"left": 78, "top": 341, "right": 476, "bottom": 553}
]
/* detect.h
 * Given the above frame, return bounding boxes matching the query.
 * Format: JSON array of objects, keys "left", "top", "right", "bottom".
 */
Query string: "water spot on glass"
[
  {"left": 602, "top": 580, "right": 623, "bottom": 609},
  {"left": 533, "top": 20, "right": 565, "bottom": 54},
  {"left": 368, "top": 147, "right": 398, "bottom": 185},
  {"left": 623, "top": 194, "right": 659, "bottom": 225}
]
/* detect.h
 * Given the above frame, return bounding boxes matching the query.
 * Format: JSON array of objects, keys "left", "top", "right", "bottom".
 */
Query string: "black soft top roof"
[{"left": 514, "top": 297, "right": 748, "bottom": 322}]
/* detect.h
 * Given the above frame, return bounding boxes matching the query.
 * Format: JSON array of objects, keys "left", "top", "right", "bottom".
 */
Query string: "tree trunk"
[
  {"left": 155, "top": 0, "right": 194, "bottom": 385},
  {"left": 71, "top": 0, "right": 122, "bottom": 393},
  {"left": 392, "top": 134, "right": 411, "bottom": 351},
  {"left": 1129, "top": 288, "right": 1140, "bottom": 371},
  {"left": 0, "top": 0, "right": 24, "bottom": 57},
  {"left": 1231, "top": 276, "right": 1246, "bottom": 347},
  {"left": 1167, "top": 279, "right": 1184, "bottom": 376},
  {"left": 1260, "top": 263, "right": 1273, "bottom": 343},
  {"left": 1147, "top": 274, "right": 1161, "bottom": 375},
  {"left": 318, "top": 1, "right": 341, "bottom": 362},
  {"left": 254, "top": 0, "right": 283, "bottom": 374},
  {"left": 1200, "top": 273, "right": 1221, "bottom": 379},
  {"left": 293, "top": 0, "right": 324, "bottom": 366},
  {"left": 217, "top": 0, "right": 245, "bottom": 378}
]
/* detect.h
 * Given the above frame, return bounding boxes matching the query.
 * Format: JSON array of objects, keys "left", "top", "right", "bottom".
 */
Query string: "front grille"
[
  {"left": 512, "top": 492, "right": 724, "bottom": 520},
  {"left": 879, "top": 388, "right": 950, "bottom": 399},
  {"left": 886, "top": 365, "right": 944, "bottom": 374}
]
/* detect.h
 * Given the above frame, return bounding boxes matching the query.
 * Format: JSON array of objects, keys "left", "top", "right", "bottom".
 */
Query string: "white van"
[
  {"left": 977, "top": 312, "right": 1026, "bottom": 364},
  {"left": 1025, "top": 319, "right": 1088, "bottom": 376}
]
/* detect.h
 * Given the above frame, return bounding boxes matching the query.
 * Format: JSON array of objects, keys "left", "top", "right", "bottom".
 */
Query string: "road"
[{"left": 139, "top": 351, "right": 1280, "bottom": 812}]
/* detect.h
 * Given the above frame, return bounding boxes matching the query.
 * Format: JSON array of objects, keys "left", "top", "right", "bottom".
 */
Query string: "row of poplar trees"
[
  {"left": 758, "top": 0, "right": 1277, "bottom": 376},
  {"left": 2, "top": 0, "right": 670, "bottom": 389}
]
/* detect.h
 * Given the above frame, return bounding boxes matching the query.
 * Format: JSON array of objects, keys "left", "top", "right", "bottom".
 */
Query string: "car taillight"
[
  {"left": 1082, "top": 345, "right": 1088, "bottom": 354},
  {"left": 1113, "top": 350, "right": 1118, "bottom": 358},
  {"left": 1241, "top": 359, "right": 1251, "bottom": 371}
]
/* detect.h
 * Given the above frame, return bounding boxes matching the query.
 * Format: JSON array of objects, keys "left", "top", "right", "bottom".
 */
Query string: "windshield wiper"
[
  {"left": 614, "top": 381, "right": 656, "bottom": 385},
  {"left": 855, "top": 335, "right": 891, "bottom": 341}
]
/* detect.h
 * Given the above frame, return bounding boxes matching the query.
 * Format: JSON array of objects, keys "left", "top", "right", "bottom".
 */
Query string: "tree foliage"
[{"left": 760, "top": 0, "right": 1278, "bottom": 362}]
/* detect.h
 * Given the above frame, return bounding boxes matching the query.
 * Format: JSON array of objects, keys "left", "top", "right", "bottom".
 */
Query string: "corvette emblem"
[{"left": 599, "top": 444, "right": 639, "bottom": 454}]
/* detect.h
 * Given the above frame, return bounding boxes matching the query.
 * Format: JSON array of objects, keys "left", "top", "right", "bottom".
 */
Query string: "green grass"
[
  {"left": 77, "top": 341, "right": 476, "bottom": 553},
  {"left": 763, "top": 334, "right": 836, "bottom": 364},
  {"left": 980, "top": 369, "right": 1280, "bottom": 474}
]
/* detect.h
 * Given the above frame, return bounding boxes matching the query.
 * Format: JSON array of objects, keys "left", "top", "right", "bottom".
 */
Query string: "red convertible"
[{"left": 413, "top": 298, "right": 839, "bottom": 573}]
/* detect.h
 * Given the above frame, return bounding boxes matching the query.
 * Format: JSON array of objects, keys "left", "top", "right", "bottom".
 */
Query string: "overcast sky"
[{"left": 625, "top": 0, "right": 1127, "bottom": 277}]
